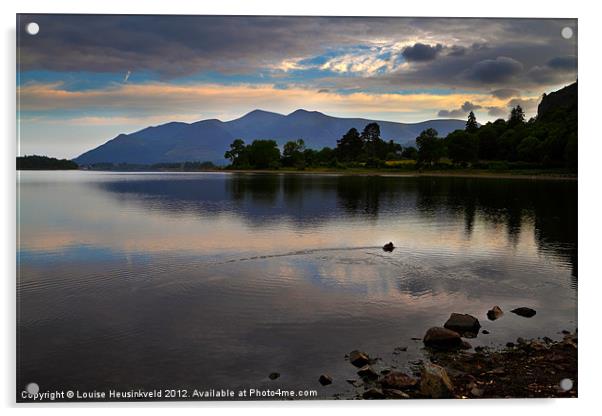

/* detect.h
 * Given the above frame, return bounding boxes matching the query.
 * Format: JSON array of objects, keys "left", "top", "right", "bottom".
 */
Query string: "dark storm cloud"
[
  {"left": 547, "top": 56, "right": 577, "bottom": 71},
  {"left": 18, "top": 14, "right": 384, "bottom": 75},
  {"left": 438, "top": 101, "right": 481, "bottom": 117},
  {"left": 17, "top": 15, "right": 577, "bottom": 93},
  {"left": 402, "top": 43, "right": 443, "bottom": 62},
  {"left": 465, "top": 57, "right": 523, "bottom": 83},
  {"left": 491, "top": 88, "right": 520, "bottom": 99},
  {"left": 461, "top": 101, "right": 482, "bottom": 112},
  {"left": 508, "top": 97, "right": 540, "bottom": 113}
]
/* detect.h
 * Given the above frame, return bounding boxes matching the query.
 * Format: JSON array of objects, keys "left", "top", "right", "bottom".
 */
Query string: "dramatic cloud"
[
  {"left": 466, "top": 56, "right": 523, "bottom": 84},
  {"left": 528, "top": 55, "right": 578, "bottom": 84},
  {"left": 461, "top": 101, "right": 482, "bottom": 112},
  {"left": 402, "top": 43, "right": 443, "bottom": 62},
  {"left": 18, "top": 15, "right": 577, "bottom": 91},
  {"left": 547, "top": 56, "right": 578, "bottom": 71},
  {"left": 491, "top": 88, "right": 520, "bottom": 99},
  {"left": 438, "top": 101, "right": 482, "bottom": 118}
]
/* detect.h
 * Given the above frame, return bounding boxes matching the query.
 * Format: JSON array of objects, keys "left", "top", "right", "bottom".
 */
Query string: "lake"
[{"left": 17, "top": 171, "right": 577, "bottom": 400}]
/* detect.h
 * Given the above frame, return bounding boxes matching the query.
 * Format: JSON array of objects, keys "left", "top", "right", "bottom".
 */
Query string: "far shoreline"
[
  {"left": 18, "top": 168, "right": 578, "bottom": 181},
  {"left": 221, "top": 168, "right": 578, "bottom": 181}
]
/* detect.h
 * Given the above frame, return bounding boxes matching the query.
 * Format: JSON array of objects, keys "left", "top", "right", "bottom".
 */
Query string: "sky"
[{"left": 17, "top": 15, "right": 577, "bottom": 159}]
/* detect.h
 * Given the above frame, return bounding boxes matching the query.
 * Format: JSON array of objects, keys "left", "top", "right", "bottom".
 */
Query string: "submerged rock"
[
  {"left": 423, "top": 327, "right": 463, "bottom": 350},
  {"left": 349, "top": 350, "right": 371, "bottom": 367},
  {"left": 382, "top": 242, "right": 395, "bottom": 252},
  {"left": 420, "top": 362, "right": 454, "bottom": 398},
  {"left": 318, "top": 374, "right": 333, "bottom": 386},
  {"left": 487, "top": 306, "right": 504, "bottom": 321},
  {"left": 511, "top": 307, "right": 537, "bottom": 318},
  {"left": 444, "top": 313, "right": 481, "bottom": 336}
]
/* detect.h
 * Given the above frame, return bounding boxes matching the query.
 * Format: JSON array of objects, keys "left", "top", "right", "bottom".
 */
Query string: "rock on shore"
[
  {"left": 420, "top": 362, "right": 454, "bottom": 398},
  {"left": 348, "top": 350, "right": 370, "bottom": 367}
]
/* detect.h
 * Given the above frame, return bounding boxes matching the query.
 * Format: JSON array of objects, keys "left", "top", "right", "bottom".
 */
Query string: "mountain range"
[{"left": 74, "top": 109, "right": 466, "bottom": 165}]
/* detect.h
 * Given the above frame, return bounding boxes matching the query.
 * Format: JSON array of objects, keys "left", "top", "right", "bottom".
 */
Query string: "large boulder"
[
  {"left": 420, "top": 362, "right": 454, "bottom": 398},
  {"left": 443, "top": 313, "right": 481, "bottom": 336},
  {"left": 511, "top": 307, "right": 536, "bottom": 318},
  {"left": 349, "top": 350, "right": 370, "bottom": 367},
  {"left": 423, "top": 327, "right": 463, "bottom": 350},
  {"left": 487, "top": 306, "right": 504, "bottom": 321}
]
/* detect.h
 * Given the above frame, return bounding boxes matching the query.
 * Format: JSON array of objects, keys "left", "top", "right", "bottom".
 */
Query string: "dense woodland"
[{"left": 225, "top": 82, "right": 577, "bottom": 172}]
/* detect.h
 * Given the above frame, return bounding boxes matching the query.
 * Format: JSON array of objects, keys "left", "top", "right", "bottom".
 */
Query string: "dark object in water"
[
  {"left": 487, "top": 305, "right": 504, "bottom": 320},
  {"left": 269, "top": 372, "right": 280, "bottom": 380},
  {"left": 383, "top": 242, "right": 395, "bottom": 252},
  {"left": 318, "top": 374, "right": 333, "bottom": 385},
  {"left": 511, "top": 307, "right": 537, "bottom": 318},
  {"left": 443, "top": 313, "right": 481, "bottom": 336},
  {"left": 423, "top": 327, "right": 463, "bottom": 350}
]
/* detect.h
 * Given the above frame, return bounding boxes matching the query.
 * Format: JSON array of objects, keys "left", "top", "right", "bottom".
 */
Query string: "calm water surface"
[{"left": 17, "top": 171, "right": 577, "bottom": 399}]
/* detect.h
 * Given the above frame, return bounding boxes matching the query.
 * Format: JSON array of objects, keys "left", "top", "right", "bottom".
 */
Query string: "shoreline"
[
  {"left": 335, "top": 329, "right": 577, "bottom": 399},
  {"left": 21, "top": 168, "right": 577, "bottom": 181},
  {"left": 330, "top": 305, "right": 577, "bottom": 399},
  {"left": 222, "top": 168, "right": 577, "bottom": 181},
  {"left": 341, "top": 332, "right": 577, "bottom": 399}
]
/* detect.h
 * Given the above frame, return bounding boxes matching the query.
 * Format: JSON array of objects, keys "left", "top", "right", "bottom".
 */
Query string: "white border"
[{"left": 3, "top": 1, "right": 600, "bottom": 415}]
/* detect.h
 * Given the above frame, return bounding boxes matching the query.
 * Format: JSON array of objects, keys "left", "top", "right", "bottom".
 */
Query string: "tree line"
[
  {"left": 224, "top": 101, "right": 577, "bottom": 171},
  {"left": 17, "top": 155, "right": 79, "bottom": 170}
]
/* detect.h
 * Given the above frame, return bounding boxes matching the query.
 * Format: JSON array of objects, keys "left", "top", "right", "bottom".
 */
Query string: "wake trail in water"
[{"left": 216, "top": 245, "right": 382, "bottom": 265}]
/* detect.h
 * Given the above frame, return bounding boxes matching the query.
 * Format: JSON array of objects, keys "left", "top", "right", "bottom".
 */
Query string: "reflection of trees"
[
  {"left": 411, "top": 177, "right": 577, "bottom": 283},
  {"left": 228, "top": 174, "right": 281, "bottom": 204},
  {"left": 96, "top": 173, "right": 577, "bottom": 283}
]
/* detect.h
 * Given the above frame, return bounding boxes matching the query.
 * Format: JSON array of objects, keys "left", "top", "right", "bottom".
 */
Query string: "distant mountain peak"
[
  {"left": 288, "top": 109, "right": 324, "bottom": 116},
  {"left": 242, "top": 109, "right": 283, "bottom": 118}
]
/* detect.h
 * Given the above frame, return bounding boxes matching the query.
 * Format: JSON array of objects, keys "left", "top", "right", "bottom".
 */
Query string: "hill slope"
[{"left": 74, "top": 109, "right": 466, "bottom": 165}]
